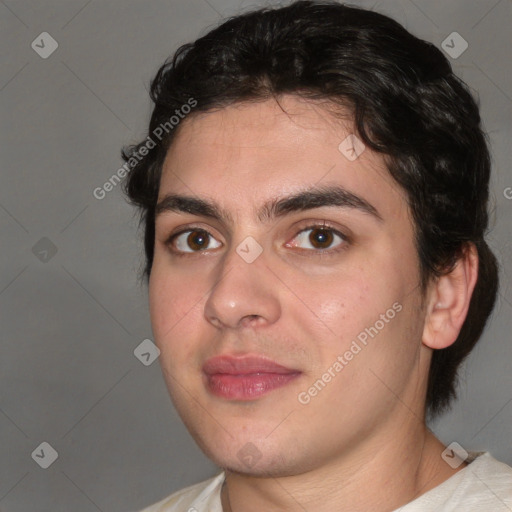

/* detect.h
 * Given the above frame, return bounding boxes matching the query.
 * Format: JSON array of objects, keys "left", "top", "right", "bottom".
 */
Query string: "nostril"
[{"left": 240, "top": 314, "right": 263, "bottom": 328}]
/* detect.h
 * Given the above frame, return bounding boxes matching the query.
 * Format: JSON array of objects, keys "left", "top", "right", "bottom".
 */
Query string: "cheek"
[
  {"left": 149, "top": 272, "right": 209, "bottom": 384},
  {"left": 148, "top": 263, "right": 203, "bottom": 346},
  {"left": 296, "top": 267, "right": 375, "bottom": 339},
  {"left": 292, "top": 257, "right": 415, "bottom": 369}
]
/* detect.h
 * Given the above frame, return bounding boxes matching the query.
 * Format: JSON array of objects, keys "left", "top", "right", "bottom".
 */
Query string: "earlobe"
[{"left": 422, "top": 244, "right": 479, "bottom": 350}]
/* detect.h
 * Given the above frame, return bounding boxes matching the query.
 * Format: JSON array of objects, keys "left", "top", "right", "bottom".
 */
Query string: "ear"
[{"left": 422, "top": 244, "right": 479, "bottom": 350}]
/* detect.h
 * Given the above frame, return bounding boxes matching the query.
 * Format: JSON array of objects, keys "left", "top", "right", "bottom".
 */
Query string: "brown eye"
[
  {"left": 172, "top": 229, "right": 222, "bottom": 253},
  {"left": 291, "top": 226, "right": 346, "bottom": 251},
  {"left": 308, "top": 228, "right": 334, "bottom": 249},
  {"left": 187, "top": 230, "right": 209, "bottom": 251}
]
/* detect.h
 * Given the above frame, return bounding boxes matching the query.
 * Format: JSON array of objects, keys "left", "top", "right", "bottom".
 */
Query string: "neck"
[{"left": 220, "top": 424, "right": 466, "bottom": 512}]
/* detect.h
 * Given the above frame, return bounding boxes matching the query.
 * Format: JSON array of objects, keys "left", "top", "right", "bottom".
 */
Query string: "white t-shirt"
[{"left": 138, "top": 452, "right": 512, "bottom": 511}]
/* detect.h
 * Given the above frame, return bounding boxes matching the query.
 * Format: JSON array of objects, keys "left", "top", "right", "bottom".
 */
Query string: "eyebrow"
[{"left": 155, "top": 185, "right": 383, "bottom": 224}]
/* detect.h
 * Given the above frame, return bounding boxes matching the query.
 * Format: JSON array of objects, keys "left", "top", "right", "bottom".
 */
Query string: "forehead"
[{"left": 158, "top": 96, "right": 408, "bottom": 224}]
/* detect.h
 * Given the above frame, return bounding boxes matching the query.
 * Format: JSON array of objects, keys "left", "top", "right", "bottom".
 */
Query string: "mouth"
[{"left": 202, "top": 354, "right": 302, "bottom": 400}]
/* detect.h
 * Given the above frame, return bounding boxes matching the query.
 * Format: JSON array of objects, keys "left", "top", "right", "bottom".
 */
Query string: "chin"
[
  {"left": 221, "top": 453, "right": 318, "bottom": 478},
  {"left": 194, "top": 432, "right": 315, "bottom": 478}
]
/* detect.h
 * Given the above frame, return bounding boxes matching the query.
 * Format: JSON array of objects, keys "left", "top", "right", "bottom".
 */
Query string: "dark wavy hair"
[{"left": 121, "top": 0, "right": 498, "bottom": 417}]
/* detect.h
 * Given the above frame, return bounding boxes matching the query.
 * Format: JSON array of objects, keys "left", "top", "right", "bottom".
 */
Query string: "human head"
[{"left": 122, "top": 1, "right": 498, "bottom": 420}]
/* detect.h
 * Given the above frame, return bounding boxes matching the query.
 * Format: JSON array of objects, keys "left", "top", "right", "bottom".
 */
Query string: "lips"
[{"left": 202, "top": 355, "right": 301, "bottom": 400}]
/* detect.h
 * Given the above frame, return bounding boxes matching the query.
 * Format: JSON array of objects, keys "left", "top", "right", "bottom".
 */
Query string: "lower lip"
[{"left": 205, "top": 372, "right": 301, "bottom": 400}]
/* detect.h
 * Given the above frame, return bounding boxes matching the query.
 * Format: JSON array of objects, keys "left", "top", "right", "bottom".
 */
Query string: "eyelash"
[{"left": 165, "top": 223, "right": 349, "bottom": 258}]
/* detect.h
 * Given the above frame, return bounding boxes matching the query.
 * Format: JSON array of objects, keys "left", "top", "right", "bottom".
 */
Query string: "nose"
[{"left": 203, "top": 242, "right": 281, "bottom": 330}]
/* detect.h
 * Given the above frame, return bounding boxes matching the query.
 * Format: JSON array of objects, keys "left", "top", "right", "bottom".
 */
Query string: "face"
[{"left": 149, "top": 96, "right": 430, "bottom": 476}]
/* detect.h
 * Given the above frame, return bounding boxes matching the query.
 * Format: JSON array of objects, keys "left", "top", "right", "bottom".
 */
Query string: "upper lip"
[{"left": 203, "top": 355, "right": 300, "bottom": 375}]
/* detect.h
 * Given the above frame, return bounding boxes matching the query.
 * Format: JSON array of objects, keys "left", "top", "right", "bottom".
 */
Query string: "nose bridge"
[{"left": 204, "top": 237, "right": 280, "bottom": 329}]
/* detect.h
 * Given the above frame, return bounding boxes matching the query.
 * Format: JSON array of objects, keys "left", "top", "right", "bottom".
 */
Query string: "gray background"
[{"left": 0, "top": 0, "right": 511, "bottom": 510}]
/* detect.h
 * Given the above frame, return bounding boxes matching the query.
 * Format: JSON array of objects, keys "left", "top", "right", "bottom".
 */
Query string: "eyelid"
[
  {"left": 285, "top": 222, "right": 349, "bottom": 253},
  {"left": 165, "top": 225, "right": 223, "bottom": 253},
  {"left": 164, "top": 221, "right": 221, "bottom": 241}
]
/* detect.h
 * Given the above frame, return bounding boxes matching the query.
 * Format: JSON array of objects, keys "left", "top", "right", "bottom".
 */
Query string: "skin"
[{"left": 149, "top": 96, "right": 478, "bottom": 511}]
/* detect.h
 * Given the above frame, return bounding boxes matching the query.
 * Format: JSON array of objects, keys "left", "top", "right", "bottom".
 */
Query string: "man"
[{"left": 122, "top": 1, "right": 512, "bottom": 510}]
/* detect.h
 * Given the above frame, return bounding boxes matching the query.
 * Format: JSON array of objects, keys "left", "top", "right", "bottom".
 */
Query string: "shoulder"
[
  {"left": 400, "top": 452, "right": 512, "bottom": 511},
  {"left": 459, "top": 451, "right": 512, "bottom": 503},
  {"left": 138, "top": 472, "right": 225, "bottom": 512}
]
